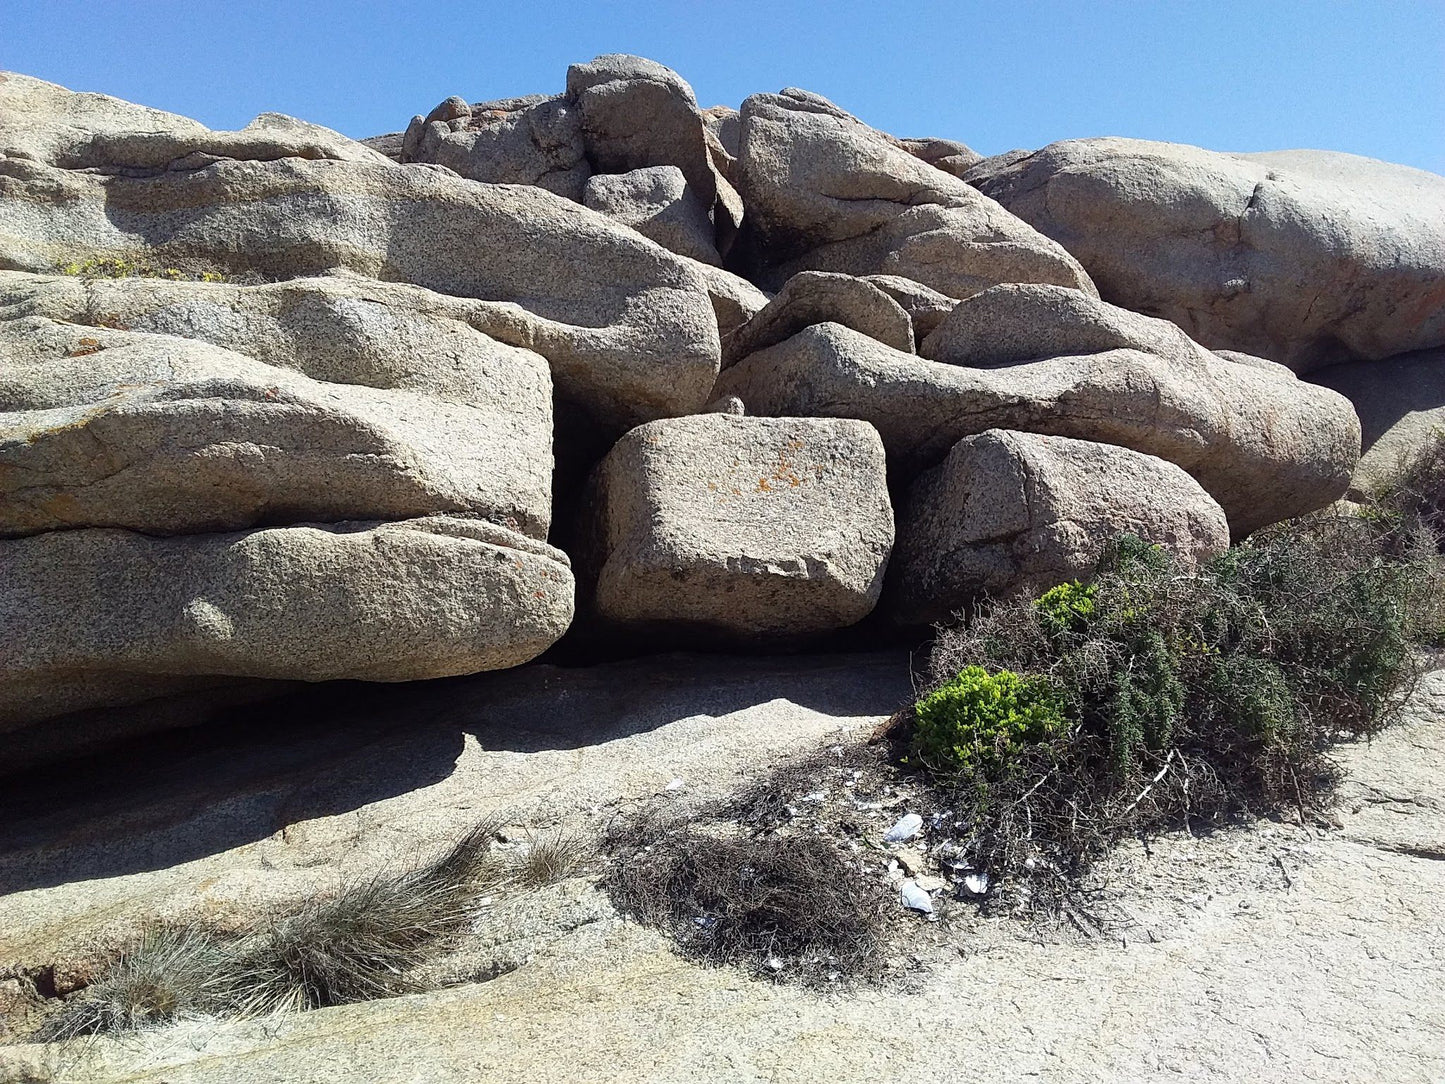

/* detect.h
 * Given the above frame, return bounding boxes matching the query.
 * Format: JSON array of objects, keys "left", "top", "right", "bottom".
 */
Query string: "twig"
[
  {"left": 1273, "top": 854, "right": 1294, "bottom": 890},
  {"left": 1123, "top": 749, "right": 1178, "bottom": 815},
  {"left": 1011, "top": 768, "right": 1057, "bottom": 809},
  {"left": 1063, "top": 906, "right": 1096, "bottom": 940}
]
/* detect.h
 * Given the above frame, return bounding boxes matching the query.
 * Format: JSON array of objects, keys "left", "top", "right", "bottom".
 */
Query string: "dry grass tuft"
[
  {"left": 28, "top": 926, "right": 233, "bottom": 1043},
  {"left": 603, "top": 812, "right": 888, "bottom": 988},
  {"left": 513, "top": 831, "right": 593, "bottom": 888},
  {"left": 31, "top": 820, "right": 504, "bottom": 1042}
]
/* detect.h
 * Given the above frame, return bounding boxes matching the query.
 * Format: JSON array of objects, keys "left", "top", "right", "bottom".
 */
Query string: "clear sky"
[{"left": 3, "top": 0, "right": 1442, "bottom": 174}]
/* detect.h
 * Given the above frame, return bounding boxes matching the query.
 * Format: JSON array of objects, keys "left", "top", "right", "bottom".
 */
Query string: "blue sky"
[{"left": 4, "top": 1, "right": 1442, "bottom": 174}]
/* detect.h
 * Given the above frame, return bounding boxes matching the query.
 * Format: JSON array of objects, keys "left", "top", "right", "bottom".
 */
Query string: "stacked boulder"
[
  {"left": 584, "top": 415, "right": 894, "bottom": 637},
  {"left": 4, "top": 55, "right": 1441, "bottom": 744},
  {"left": 0, "top": 67, "right": 716, "bottom": 731}
]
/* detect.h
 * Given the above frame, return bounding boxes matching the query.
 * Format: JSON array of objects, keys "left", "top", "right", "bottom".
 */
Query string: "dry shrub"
[
  {"left": 31, "top": 821, "right": 502, "bottom": 1041},
  {"left": 603, "top": 814, "right": 887, "bottom": 988},
  {"left": 921, "top": 509, "right": 1445, "bottom": 915}
]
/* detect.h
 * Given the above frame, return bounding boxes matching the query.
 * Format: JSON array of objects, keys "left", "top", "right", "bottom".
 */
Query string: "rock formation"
[
  {"left": 4, "top": 52, "right": 1435, "bottom": 738},
  {"left": 969, "top": 139, "right": 1445, "bottom": 370},
  {"left": 889, "top": 430, "right": 1231, "bottom": 626}
]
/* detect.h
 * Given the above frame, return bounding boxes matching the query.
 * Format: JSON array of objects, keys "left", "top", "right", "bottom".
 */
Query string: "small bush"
[
  {"left": 1034, "top": 580, "right": 1096, "bottom": 636},
  {"left": 58, "top": 256, "right": 227, "bottom": 283},
  {"left": 603, "top": 816, "right": 886, "bottom": 988},
  {"left": 920, "top": 509, "right": 1445, "bottom": 914},
  {"left": 912, "top": 666, "right": 1066, "bottom": 776}
]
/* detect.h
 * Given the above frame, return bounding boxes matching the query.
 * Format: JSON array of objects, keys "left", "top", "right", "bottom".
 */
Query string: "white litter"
[
  {"left": 884, "top": 813, "right": 923, "bottom": 842},
  {"left": 962, "top": 870, "right": 991, "bottom": 897},
  {"left": 664, "top": 778, "right": 685, "bottom": 791},
  {"left": 899, "top": 879, "right": 934, "bottom": 914}
]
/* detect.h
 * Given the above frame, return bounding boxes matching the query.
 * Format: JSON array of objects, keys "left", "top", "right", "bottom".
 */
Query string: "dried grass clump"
[
  {"left": 32, "top": 821, "right": 502, "bottom": 1042},
  {"left": 28, "top": 926, "right": 233, "bottom": 1043},
  {"left": 513, "top": 831, "right": 593, "bottom": 888},
  {"left": 603, "top": 814, "right": 887, "bottom": 988}
]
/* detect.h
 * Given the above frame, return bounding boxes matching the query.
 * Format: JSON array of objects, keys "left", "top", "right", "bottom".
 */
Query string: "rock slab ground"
[{"left": 1, "top": 655, "right": 1441, "bottom": 1082}]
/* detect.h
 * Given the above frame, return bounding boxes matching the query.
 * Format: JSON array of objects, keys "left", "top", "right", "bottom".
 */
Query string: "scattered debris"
[
  {"left": 899, "top": 880, "right": 934, "bottom": 914},
  {"left": 884, "top": 814, "right": 923, "bottom": 842}
]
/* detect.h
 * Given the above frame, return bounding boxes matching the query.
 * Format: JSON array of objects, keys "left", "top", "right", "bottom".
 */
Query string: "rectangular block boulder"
[{"left": 586, "top": 415, "right": 894, "bottom": 637}]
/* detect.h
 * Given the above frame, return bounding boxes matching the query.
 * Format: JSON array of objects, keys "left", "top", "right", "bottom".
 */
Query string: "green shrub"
[
  {"left": 1034, "top": 580, "right": 1096, "bottom": 636},
  {"left": 920, "top": 509, "right": 1445, "bottom": 915},
  {"left": 58, "top": 256, "right": 226, "bottom": 283},
  {"left": 912, "top": 666, "right": 1067, "bottom": 776}
]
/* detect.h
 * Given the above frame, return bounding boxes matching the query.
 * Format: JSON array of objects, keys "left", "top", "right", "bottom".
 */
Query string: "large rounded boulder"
[
  {"left": 889, "top": 429, "right": 1231, "bottom": 625},
  {"left": 969, "top": 138, "right": 1445, "bottom": 370}
]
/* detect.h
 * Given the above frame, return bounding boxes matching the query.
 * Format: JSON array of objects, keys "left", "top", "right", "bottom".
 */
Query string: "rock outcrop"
[
  {"left": 969, "top": 139, "right": 1445, "bottom": 369},
  {"left": 716, "top": 322, "right": 1358, "bottom": 535},
  {"left": 585, "top": 415, "right": 893, "bottom": 637},
  {"left": 735, "top": 89, "right": 1097, "bottom": 298},
  {"left": 889, "top": 430, "right": 1231, "bottom": 625},
  {"left": 862, "top": 274, "right": 957, "bottom": 344},
  {"left": 919, "top": 281, "right": 1207, "bottom": 367},
  {"left": 0, "top": 56, "right": 1420, "bottom": 736},
  {"left": 1, "top": 50, "right": 1443, "bottom": 1081},
  {"left": 0, "top": 517, "right": 573, "bottom": 730},
  {"left": 567, "top": 55, "right": 721, "bottom": 212},
  {"left": 898, "top": 136, "right": 983, "bottom": 179}
]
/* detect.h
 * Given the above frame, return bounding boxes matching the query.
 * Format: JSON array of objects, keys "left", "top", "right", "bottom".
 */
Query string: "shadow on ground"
[{"left": 0, "top": 651, "right": 914, "bottom": 895}]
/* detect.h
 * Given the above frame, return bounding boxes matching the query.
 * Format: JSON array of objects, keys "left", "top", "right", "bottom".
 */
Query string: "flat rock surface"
[{"left": 2, "top": 658, "right": 1442, "bottom": 1082}]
